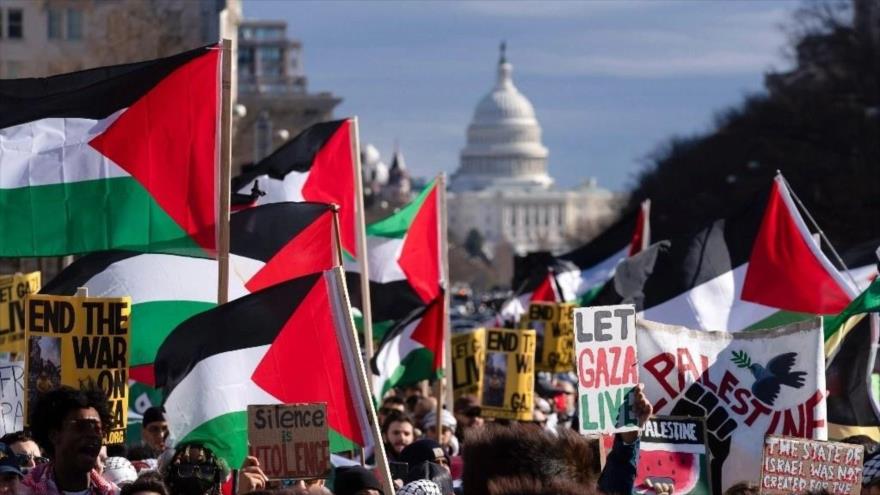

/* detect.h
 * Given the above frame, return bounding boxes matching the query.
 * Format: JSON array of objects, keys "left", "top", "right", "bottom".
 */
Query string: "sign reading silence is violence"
[
  {"left": 247, "top": 403, "right": 331, "bottom": 480},
  {"left": 24, "top": 292, "right": 131, "bottom": 445}
]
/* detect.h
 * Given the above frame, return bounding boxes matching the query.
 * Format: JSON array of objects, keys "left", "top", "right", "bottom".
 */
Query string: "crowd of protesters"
[{"left": 3, "top": 384, "right": 880, "bottom": 495}]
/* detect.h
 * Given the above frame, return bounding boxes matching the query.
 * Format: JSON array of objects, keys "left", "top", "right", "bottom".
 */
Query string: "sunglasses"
[
  {"left": 64, "top": 418, "right": 104, "bottom": 436},
  {"left": 13, "top": 454, "right": 48, "bottom": 466},
  {"left": 174, "top": 463, "right": 216, "bottom": 480}
]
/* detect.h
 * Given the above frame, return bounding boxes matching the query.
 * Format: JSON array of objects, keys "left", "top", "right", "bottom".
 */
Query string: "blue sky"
[{"left": 243, "top": 0, "right": 799, "bottom": 192}]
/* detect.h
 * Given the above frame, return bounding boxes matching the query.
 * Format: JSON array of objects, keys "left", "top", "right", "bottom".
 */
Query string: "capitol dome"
[{"left": 450, "top": 43, "right": 552, "bottom": 192}]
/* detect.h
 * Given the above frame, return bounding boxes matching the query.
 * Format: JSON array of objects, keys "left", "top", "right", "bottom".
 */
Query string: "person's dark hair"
[
  {"left": 723, "top": 482, "right": 760, "bottom": 495},
  {"left": 0, "top": 431, "right": 33, "bottom": 446},
  {"left": 122, "top": 472, "right": 170, "bottom": 495},
  {"left": 841, "top": 434, "right": 879, "bottom": 456},
  {"left": 127, "top": 444, "right": 157, "bottom": 461},
  {"left": 486, "top": 477, "right": 589, "bottom": 495},
  {"left": 107, "top": 443, "right": 126, "bottom": 457},
  {"left": 461, "top": 423, "right": 597, "bottom": 495},
  {"left": 381, "top": 410, "right": 415, "bottom": 435},
  {"left": 405, "top": 461, "right": 453, "bottom": 495},
  {"left": 29, "top": 386, "right": 112, "bottom": 457},
  {"left": 383, "top": 396, "right": 406, "bottom": 408}
]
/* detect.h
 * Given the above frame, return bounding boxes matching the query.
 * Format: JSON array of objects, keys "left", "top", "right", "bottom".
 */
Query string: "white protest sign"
[{"left": 574, "top": 305, "right": 639, "bottom": 434}]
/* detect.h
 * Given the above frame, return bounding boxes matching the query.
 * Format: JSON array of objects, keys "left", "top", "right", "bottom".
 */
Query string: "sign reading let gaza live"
[
  {"left": 25, "top": 294, "right": 130, "bottom": 445},
  {"left": 248, "top": 403, "right": 331, "bottom": 480},
  {"left": 0, "top": 272, "right": 40, "bottom": 355},
  {"left": 574, "top": 305, "right": 639, "bottom": 434}
]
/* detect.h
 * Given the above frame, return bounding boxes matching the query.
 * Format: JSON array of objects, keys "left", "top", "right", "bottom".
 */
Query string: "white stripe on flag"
[
  {"left": 366, "top": 236, "right": 406, "bottom": 283},
  {"left": 0, "top": 112, "right": 130, "bottom": 188},
  {"left": 573, "top": 246, "right": 630, "bottom": 297},
  {"left": 237, "top": 171, "right": 308, "bottom": 204}
]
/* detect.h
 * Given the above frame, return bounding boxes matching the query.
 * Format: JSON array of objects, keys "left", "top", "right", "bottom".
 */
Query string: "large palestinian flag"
[
  {"left": 41, "top": 202, "right": 336, "bottom": 384},
  {"left": 155, "top": 268, "right": 375, "bottom": 467},
  {"left": 347, "top": 179, "right": 442, "bottom": 340},
  {"left": 371, "top": 295, "right": 445, "bottom": 400},
  {"left": 232, "top": 119, "right": 358, "bottom": 257},
  {"left": 0, "top": 46, "right": 219, "bottom": 257}
]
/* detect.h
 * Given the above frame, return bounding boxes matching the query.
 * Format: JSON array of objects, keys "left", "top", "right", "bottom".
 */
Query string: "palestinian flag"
[
  {"left": 0, "top": 46, "right": 219, "bottom": 257},
  {"left": 640, "top": 175, "right": 857, "bottom": 331},
  {"left": 347, "top": 178, "right": 442, "bottom": 339},
  {"left": 156, "top": 268, "right": 375, "bottom": 467},
  {"left": 41, "top": 202, "right": 336, "bottom": 384},
  {"left": 232, "top": 119, "right": 358, "bottom": 257},
  {"left": 371, "top": 295, "right": 445, "bottom": 400},
  {"left": 500, "top": 199, "right": 650, "bottom": 322}
]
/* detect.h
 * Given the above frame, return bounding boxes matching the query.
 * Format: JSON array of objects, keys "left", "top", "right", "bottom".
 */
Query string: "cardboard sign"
[
  {"left": 0, "top": 272, "right": 40, "bottom": 355},
  {"left": 574, "top": 305, "right": 639, "bottom": 434},
  {"left": 520, "top": 302, "right": 575, "bottom": 373},
  {"left": 451, "top": 328, "right": 484, "bottom": 400},
  {"left": 25, "top": 294, "right": 131, "bottom": 445},
  {"left": 638, "top": 317, "right": 826, "bottom": 494},
  {"left": 248, "top": 403, "right": 331, "bottom": 480},
  {"left": 0, "top": 359, "right": 24, "bottom": 436},
  {"left": 479, "top": 328, "right": 535, "bottom": 421},
  {"left": 760, "top": 436, "right": 863, "bottom": 495}
]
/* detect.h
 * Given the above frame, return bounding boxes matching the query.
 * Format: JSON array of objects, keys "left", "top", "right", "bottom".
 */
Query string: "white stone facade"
[{"left": 448, "top": 45, "right": 624, "bottom": 255}]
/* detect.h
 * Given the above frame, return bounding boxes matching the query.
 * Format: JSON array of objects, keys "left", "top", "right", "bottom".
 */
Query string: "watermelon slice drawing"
[{"left": 634, "top": 449, "right": 707, "bottom": 494}]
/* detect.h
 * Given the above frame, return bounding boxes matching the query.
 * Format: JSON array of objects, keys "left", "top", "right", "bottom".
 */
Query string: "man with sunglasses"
[
  {"left": 0, "top": 442, "right": 24, "bottom": 495},
  {"left": 0, "top": 433, "right": 46, "bottom": 474},
  {"left": 24, "top": 387, "right": 117, "bottom": 495}
]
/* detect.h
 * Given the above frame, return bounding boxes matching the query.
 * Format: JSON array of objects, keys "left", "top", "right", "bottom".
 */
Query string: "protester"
[
  {"left": 0, "top": 443, "right": 24, "bottom": 495},
  {"left": 141, "top": 408, "right": 170, "bottom": 457},
  {"left": 125, "top": 447, "right": 159, "bottom": 475},
  {"left": 863, "top": 454, "right": 880, "bottom": 495},
  {"left": 843, "top": 435, "right": 879, "bottom": 458},
  {"left": 95, "top": 446, "right": 108, "bottom": 475},
  {"left": 451, "top": 397, "right": 483, "bottom": 442},
  {"left": 378, "top": 397, "right": 407, "bottom": 428},
  {"left": 723, "top": 482, "right": 759, "bottom": 495},
  {"left": 398, "top": 440, "right": 449, "bottom": 472},
  {"left": 421, "top": 410, "right": 458, "bottom": 457},
  {"left": 25, "top": 386, "right": 117, "bottom": 495},
  {"left": 119, "top": 472, "right": 169, "bottom": 495},
  {"left": 161, "top": 443, "right": 226, "bottom": 495},
  {"left": 102, "top": 458, "right": 138, "bottom": 488},
  {"left": 396, "top": 480, "right": 441, "bottom": 495},
  {"left": 0, "top": 433, "right": 44, "bottom": 473},
  {"left": 381, "top": 411, "right": 416, "bottom": 462},
  {"left": 403, "top": 462, "right": 452, "bottom": 495},
  {"left": 332, "top": 466, "right": 383, "bottom": 495}
]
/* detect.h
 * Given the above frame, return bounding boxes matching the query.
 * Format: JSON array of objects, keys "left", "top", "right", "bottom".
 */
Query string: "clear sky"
[{"left": 243, "top": 0, "right": 799, "bottom": 192}]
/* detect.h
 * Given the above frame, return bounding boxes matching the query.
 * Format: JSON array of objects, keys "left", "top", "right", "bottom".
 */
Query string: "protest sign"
[
  {"left": 638, "top": 317, "right": 826, "bottom": 494},
  {"left": 479, "top": 328, "right": 535, "bottom": 421},
  {"left": 247, "top": 403, "right": 331, "bottom": 480},
  {"left": 0, "top": 359, "right": 24, "bottom": 436},
  {"left": 451, "top": 328, "right": 484, "bottom": 400},
  {"left": 0, "top": 272, "right": 40, "bottom": 355},
  {"left": 25, "top": 293, "right": 131, "bottom": 445},
  {"left": 519, "top": 302, "right": 575, "bottom": 373},
  {"left": 574, "top": 305, "right": 639, "bottom": 435},
  {"left": 760, "top": 435, "right": 863, "bottom": 495}
]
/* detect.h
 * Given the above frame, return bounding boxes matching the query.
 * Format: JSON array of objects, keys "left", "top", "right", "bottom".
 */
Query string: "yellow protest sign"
[
  {"left": 25, "top": 293, "right": 131, "bottom": 445},
  {"left": 0, "top": 272, "right": 40, "bottom": 355},
  {"left": 480, "top": 328, "right": 535, "bottom": 421},
  {"left": 451, "top": 328, "right": 484, "bottom": 400},
  {"left": 519, "top": 302, "right": 575, "bottom": 373}
]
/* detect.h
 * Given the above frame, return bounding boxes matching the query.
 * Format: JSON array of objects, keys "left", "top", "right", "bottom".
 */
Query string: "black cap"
[
  {"left": 142, "top": 406, "right": 167, "bottom": 427},
  {"left": 398, "top": 439, "right": 448, "bottom": 466},
  {"left": 0, "top": 443, "right": 22, "bottom": 477},
  {"left": 334, "top": 466, "right": 383, "bottom": 495}
]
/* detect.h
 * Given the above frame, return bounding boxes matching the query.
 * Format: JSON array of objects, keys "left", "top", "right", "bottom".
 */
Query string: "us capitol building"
[{"left": 448, "top": 45, "right": 625, "bottom": 256}]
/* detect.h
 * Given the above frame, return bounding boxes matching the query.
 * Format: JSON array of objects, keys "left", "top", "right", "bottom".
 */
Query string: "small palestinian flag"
[
  {"left": 0, "top": 46, "right": 219, "bottom": 257},
  {"left": 640, "top": 174, "right": 857, "bottom": 331},
  {"left": 232, "top": 120, "right": 358, "bottom": 256},
  {"left": 41, "top": 202, "right": 336, "bottom": 384},
  {"left": 156, "top": 268, "right": 375, "bottom": 467},
  {"left": 347, "top": 179, "right": 442, "bottom": 339},
  {"left": 371, "top": 295, "right": 445, "bottom": 400}
]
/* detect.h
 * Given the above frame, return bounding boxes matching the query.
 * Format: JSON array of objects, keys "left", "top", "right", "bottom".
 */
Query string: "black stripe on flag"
[
  {"left": 40, "top": 250, "right": 142, "bottom": 295},
  {"left": 230, "top": 202, "right": 333, "bottom": 263},
  {"left": 154, "top": 272, "right": 322, "bottom": 397},
  {"left": 232, "top": 119, "right": 347, "bottom": 195},
  {"left": 344, "top": 272, "right": 425, "bottom": 324},
  {"left": 0, "top": 45, "right": 213, "bottom": 128}
]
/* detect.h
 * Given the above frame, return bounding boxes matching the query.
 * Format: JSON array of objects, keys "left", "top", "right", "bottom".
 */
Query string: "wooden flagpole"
[
  {"left": 350, "top": 117, "right": 376, "bottom": 381},
  {"left": 330, "top": 204, "right": 344, "bottom": 268},
  {"left": 217, "top": 39, "right": 233, "bottom": 305},
  {"left": 434, "top": 173, "right": 452, "bottom": 432},
  {"left": 328, "top": 267, "right": 394, "bottom": 493}
]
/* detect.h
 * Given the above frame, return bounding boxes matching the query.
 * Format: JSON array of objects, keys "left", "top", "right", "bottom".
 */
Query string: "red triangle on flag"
[
  {"left": 89, "top": 49, "right": 219, "bottom": 252},
  {"left": 251, "top": 275, "right": 365, "bottom": 445},
  {"left": 301, "top": 120, "right": 357, "bottom": 257},
  {"left": 398, "top": 184, "right": 441, "bottom": 304},
  {"left": 741, "top": 178, "right": 853, "bottom": 314},
  {"left": 531, "top": 273, "right": 558, "bottom": 303},
  {"left": 410, "top": 295, "right": 446, "bottom": 371}
]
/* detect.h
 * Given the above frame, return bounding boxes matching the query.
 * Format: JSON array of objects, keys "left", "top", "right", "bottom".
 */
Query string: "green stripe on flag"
[
  {"left": 380, "top": 347, "right": 440, "bottom": 398},
  {"left": 131, "top": 301, "right": 216, "bottom": 366},
  {"left": 180, "top": 411, "right": 362, "bottom": 469},
  {"left": 744, "top": 311, "right": 815, "bottom": 332},
  {"left": 826, "top": 279, "right": 880, "bottom": 340},
  {"left": 366, "top": 179, "right": 435, "bottom": 239},
  {"left": 576, "top": 284, "right": 605, "bottom": 306},
  {"left": 0, "top": 177, "right": 202, "bottom": 256}
]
